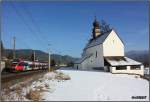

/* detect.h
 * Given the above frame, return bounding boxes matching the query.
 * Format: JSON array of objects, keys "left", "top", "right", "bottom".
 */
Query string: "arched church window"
[{"left": 96, "top": 51, "right": 97, "bottom": 58}]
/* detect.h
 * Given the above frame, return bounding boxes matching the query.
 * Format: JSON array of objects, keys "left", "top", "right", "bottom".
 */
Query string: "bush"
[
  {"left": 67, "top": 61, "right": 74, "bottom": 67},
  {"left": 26, "top": 90, "right": 41, "bottom": 101},
  {"left": 55, "top": 72, "right": 71, "bottom": 80},
  {"left": 51, "top": 59, "right": 56, "bottom": 67}
]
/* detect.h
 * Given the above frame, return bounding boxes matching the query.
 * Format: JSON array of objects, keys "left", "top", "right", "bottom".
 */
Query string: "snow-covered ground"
[
  {"left": 2, "top": 69, "right": 149, "bottom": 101},
  {"left": 41, "top": 70, "right": 149, "bottom": 101}
]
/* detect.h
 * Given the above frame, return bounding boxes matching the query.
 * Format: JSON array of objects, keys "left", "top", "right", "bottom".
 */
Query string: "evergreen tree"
[
  {"left": 30, "top": 52, "right": 34, "bottom": 61},
  {"left": 67, "top": 61, "right": 74, "bottom": 67},
  {"left": 51, "top": 59, "right": 56, "bottom": 66},
  {"left": 101, "top": 20, "right": 111, "bottom": 33},
  {"left": 7, "top": 50, "right": 13, "bottom": 59}
]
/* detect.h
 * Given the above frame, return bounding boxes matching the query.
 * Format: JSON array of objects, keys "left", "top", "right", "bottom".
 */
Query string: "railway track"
[{"left": 1, "top": 69, "right": 48, "bottom": 83}]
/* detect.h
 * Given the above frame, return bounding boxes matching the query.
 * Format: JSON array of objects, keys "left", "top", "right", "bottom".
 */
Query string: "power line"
[
  {"left": 16, "top": 37, "right": 32, "bottom": 49},
  {"left": 22, "top": 6, "right": 65, "bottom": 54},
  {"left": 20, "top": 6, "right": 59, "bottom": 52},
  {"left": 10, "top": 3, "right": 62, "bottom": 56},
  {"left": 13, "top": 36, "right": 16, "bottom": 59},
  {"left": 10, "top": 2, "right": 45, "bottom": 49},
  {"left": 22, "top": 5, "right": 48, "bottom": 45}
]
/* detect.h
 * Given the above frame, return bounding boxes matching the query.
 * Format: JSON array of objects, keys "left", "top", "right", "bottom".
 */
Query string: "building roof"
[
  {"left": 74, "top": 54, "right": 93, "bottom": 64},
  {"left": 84, "top": 30, "right": 112, "bottom": 50},
  {"left": 104, "top": 56, "right": 142, "bottom": 66}
]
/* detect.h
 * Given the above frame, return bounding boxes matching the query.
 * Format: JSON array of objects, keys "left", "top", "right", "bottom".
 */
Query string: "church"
[{"left": 74, "top": 18, "right": 144, "bottom": 76}]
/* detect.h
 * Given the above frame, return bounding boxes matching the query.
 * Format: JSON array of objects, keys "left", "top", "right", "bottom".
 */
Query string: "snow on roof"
[
  {"left": 74, "top": 54, "right": 93, "bottom": 64},
  {"left": 104, "top": 56, "right": 142, "bottom": 66},
  {"left": 84, "top": 30, "right": 112, "bottom": 49}
]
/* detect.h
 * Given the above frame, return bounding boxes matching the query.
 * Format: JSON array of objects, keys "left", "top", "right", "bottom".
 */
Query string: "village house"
[{"left": 74, "top": 17, "right": 144, "bottom": 76}]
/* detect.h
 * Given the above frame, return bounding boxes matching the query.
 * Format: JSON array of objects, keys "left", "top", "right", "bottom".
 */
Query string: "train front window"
[{"left": 24, "top": 63, "right": 28, "bottom": 66}]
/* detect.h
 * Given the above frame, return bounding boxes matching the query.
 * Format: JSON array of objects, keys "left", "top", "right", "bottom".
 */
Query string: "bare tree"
[{"left": 101, "top": 20, "right": 111, "bottom": 33}]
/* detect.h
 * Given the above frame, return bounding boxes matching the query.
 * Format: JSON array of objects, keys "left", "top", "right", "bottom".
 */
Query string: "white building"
[{"left": 74, "top": 18, "right": 144, "bottom": 76}]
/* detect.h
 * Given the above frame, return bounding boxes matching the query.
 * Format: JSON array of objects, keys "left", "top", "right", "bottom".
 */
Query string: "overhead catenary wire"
[
  {"left": 10, "top": 2, "right": 46, "bottom": 50},
  {"left": 10, "top": 3, "right": 63, "bottom": 57},
  {"left": 16, "top": 37, "right": 32, "bottom": 49},
  {"left": 10, "top": 3, "right": 47, "bottom": 61},
  {"left": 22, "top": 5, "right": 48, "bottom": 46},
  {"left": 22, "top": 5, "right": 65, "bottom": 55}
]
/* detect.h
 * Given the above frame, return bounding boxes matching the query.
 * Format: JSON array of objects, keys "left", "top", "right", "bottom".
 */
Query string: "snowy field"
[
  {"left": 41, "top": 70, "right": 149, "bottom": 101},
  {"left": 2, "top": 68, "right": 149, "bottom": 101}
]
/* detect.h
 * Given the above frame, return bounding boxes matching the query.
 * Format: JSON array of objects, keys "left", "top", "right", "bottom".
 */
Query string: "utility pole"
[
  {"left": 34, "top": 50, "right": 35, "bottom": 61},
  {"left": 48, "top": 44, "right": 51, "bottom": 71},
  {"left": 59, "top": 51, "right": 61, "bottom": 67},
  {"left": 13, "top": 36, "right": 16, "bottom": 59},
  {"left": 33, "top": 50, "right": 36, "bottom": 69}
]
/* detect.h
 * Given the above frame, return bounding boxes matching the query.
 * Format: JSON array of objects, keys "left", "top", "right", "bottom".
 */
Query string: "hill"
[
  {"left": 125, "top": 50, "right": 149, "bottom": 67},
  {"left": 4, "top": 49, "right": 79, "bottom": 65},
  {"left": 4, "top": 49, "right": 148, "bottom": 66}
]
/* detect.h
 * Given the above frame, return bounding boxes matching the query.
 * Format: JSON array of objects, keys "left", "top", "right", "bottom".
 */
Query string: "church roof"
[
  {"left": 84, "top": 29, "right": 112, "bottom": 50},
  {"left": 104, "top": 56, "right": 142, "bottom": 66}
]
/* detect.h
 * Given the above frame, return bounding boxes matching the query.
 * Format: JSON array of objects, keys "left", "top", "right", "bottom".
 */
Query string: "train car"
[
  {"left": 14, "top": 61, "right": 30, "bottom": 71},
  {"left": 10, "top": 59, "right": 21, "bottom": 72},
  {"left": 24, "top": 61, "right": 33, "bottom": 71},
  {"left": 10, "top": 60, "right": 48, "bottom": 72},
  {"left": 34, "top": 61, "right": 40, "bottom": 70},
  {"left": 41, "top": 62, "right": 48, "bottom": 70}
]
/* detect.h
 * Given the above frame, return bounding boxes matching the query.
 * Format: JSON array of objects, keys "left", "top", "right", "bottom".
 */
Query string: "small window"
[
  {"left": 95, "top": 51, "right": 97, "bottom": 58},
  {"left": 130, "top": 65, "right": 141, "bottom": 70},
  {"left": 116, "top": 66, "right": 127, "bottom": 70}
]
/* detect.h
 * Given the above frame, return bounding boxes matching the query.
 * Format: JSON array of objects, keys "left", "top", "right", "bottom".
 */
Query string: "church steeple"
[
  {"left": 93, "top": 16, "right": 100, "bottom": 28},
  {"left": 92, "top": 16, "right": 101, "bottom": 39}
]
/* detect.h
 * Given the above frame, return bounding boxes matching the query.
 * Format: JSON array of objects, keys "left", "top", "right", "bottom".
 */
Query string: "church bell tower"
[{"left": 92, "top": 17, "right": 101, "bottom": 39}]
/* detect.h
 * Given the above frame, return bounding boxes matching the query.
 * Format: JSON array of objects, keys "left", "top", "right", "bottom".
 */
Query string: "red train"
[{"left": 10, "top": 59, "right": 48, "bottom": 72}]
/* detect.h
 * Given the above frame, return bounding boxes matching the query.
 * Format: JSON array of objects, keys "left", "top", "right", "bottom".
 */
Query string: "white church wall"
[
  {"left": 103, "top": 30, "right": 124, "bottom": 57},
  {"left": 82, "top": 59, "right": 90, "bottom": 70},
  {"left": 82, "top": 44, "right": 104, "bottom": 70}
]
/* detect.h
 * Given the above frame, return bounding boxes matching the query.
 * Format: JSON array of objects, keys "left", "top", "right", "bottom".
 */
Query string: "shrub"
[{"left": 26, "top": 89, "right": 41, "bottom": 101}]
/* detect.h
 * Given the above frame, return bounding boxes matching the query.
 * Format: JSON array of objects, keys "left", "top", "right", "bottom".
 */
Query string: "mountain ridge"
[
  {"left": 4, "top": 49, "right": 79, "bottom": 65},
  {"left": 125, "top": 50, "right": 149, "bottom": 66},
  {"left": 4, "top": 49, "right": 149, "bottom": 66}
]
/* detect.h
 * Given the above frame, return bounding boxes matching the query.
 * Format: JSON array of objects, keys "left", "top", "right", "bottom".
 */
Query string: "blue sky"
[{"left": 2, "top": 1, "right": 149, "bottom": 57}]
